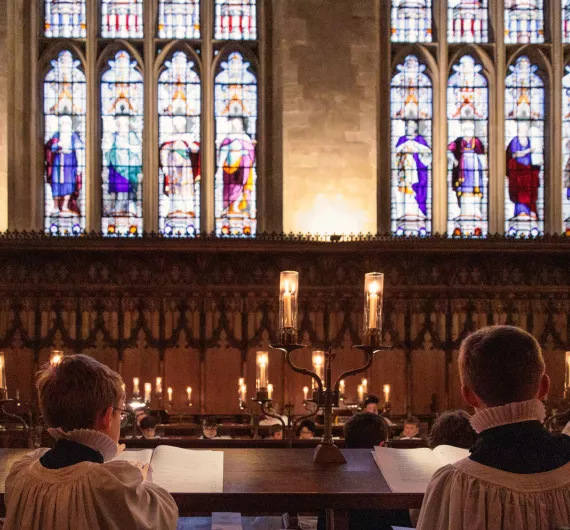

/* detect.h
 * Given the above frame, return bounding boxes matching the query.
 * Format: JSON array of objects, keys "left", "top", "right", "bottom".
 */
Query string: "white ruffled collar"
[
  {"left": 47, "top": 428, "right": 120, "bottom": 462},
  {"left": 470, "top": 398, "right": 546, "bottom": 434}
]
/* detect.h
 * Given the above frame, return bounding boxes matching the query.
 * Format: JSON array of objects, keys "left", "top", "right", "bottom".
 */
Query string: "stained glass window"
[
  {"left": 390, "top": 55, "right": 432, "bottom": 236},
  {"left": 158, "top": 0, "right": 200, "bottom": 39},
  {"left": 448, "top": 1, "right": 488, "bottom": 43},
  {"left": 214, "top": 52, "right": 257, "bottom": 236},
  {"left": 391, "top": 0, "right": 432, "bottom": 43},
  {"left": 44, "top": 0, "right": 86, "bottom": 38},
  {"left": 101, "top": 0, "right": 143, "bottom": 39},
  {"left": 215, "top": 0, "right": 257, "bottom": 40},
  {"left": 562, "top": 66, "right": 570, "bottom": 234},
  {"left": 504, "top": 56, "right": 544, "bottom": 237},
  {"left": 101, "top": 50, "right": 144, "bottom": 236},
  {"left": 504, "top": 0, "right": 544, "bottom": 44},
  {"left": 158, "top": 51, "right": 201, "bottom": 237},
  {"left": 564, "top": 1, "right": 570, "bottom": 42},
  {"left": 44, "top": 50, "right": 86, "bottom": 235},
  {"left": 447, "top": 56, "right": 488, "bottom": 237}
]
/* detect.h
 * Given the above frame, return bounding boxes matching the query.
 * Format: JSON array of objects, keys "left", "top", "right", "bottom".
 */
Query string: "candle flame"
[
  {"left": 50, "top": 353, "right": 62, "bottom": 366},
  {"left": 144, "top": 383, "right": 151, "bottom": 391},
  {"left": 368, "top": 281, "right": 379, "bottom": 295},
  {"left": 313, "top": 352, "right": 324, "bottom": 367},
  {"left": 133, "top": 377, "right": 139, "bottom": 385},
  {"left": 256, "top": 352, "right": 268, "bottom": 367},
  {"left": 156, "top": 377, "right": 162, "bottom": 385},
  {"left": 267, "top": 383, "right": 273, "bottom": 392},
  {"left": 238, "top": 377, "right": 244, "bottom": 386}
]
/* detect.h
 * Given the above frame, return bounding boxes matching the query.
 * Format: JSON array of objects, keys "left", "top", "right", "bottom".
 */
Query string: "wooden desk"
[{"left": 0, "top": 448, "right": 423, "bottom": 530}]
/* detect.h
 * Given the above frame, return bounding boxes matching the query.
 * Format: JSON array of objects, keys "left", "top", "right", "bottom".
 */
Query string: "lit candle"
[
  {"left": 566, "top": 352, "right": 570, "bottom": 397},
  {"left": 279, "top": 271, "right": 298, "bottom": 330},
  {"left": 167, "top": 387, "right": 173, "bottom": 403},
  {"left": 361, "top": 378, "right": 368, "bottom": 395},
  {"left": 0, "top": 353, "right": 6, "bottom": 390},
  {"left": 364, "top": 273, "right": 384, "bottom": 332},
  {"left": 144, "top": 383, "right": 151, "bottom": 403},
  {"left": 283, "top": 282, "right": 292, "bottom": 328},
  {"left": 50, "top": 351, "right": 63, "bottom": 367},
  {"left": 267, "top": 383, "right": 274, "bottom": 400},
  {"left": 238, "top": 377, "right": 245, "bottom": 387},
  {"left": 256, "top": 351, "right": 269, "bottom": 390},
  {"left": 155, "top": 377, "right": 162, "bottom": 395},
  {"left": 358, "top": 384, "right": 364, "bottom": 403},
  {"left": 368, "top": 284, "right": 379, "bottom": 330},
  {"left": 339, "top": 379, "right": 345, "bottom": 396},
  {"left": 312, "top": 350, "right": 325, "bottom": 384},
  {"left": 133, "top": 377, "right": 140, "bottom": 396},
  {"left": 303, "top": 386, "right": 309, "bottom": 401},
  {"left": 383, "top": 384, "right": 391, "bottom": 403},
  {"left": 240, "top": 384, "right": 247, "bottom": 402},
  {"left": 186, "top": 386, "right": 192, "bottom": 404}
]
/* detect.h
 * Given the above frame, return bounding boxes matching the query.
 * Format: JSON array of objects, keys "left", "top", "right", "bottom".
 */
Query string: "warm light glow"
[
  {"left": 50, "top": 351, "right": 63, "bottom": 367},
  {"left": 0, "top": 353, "right": 5, "bottom": 390},
  {"left": 186, "top": 387, "right": 192, "bottom": 402},
  {"left": 155, "top": 377, "right": 162, "bottom": 394},
  {"left": 339, "top": 379, "right": 345, "bottom": 395},
  {"left": 256, "top": 351, "right": 269, "bottom": 390},
  {"left": 383, "top": 384, "right": 391, "bottom": 403},
  {"left": 565, "top": 352, "right": 570, "bottom": 395},
  {"left": 267, "top": 383, "right": 274, "bottom": 400},
  {"left": 357, "top": 384, "right": 364, "bottom": 403},
  {"left": 364, "top": 273, "right": 384, "bottom": 332},
  {"left": 279, "top": 271, "right": 299, "bottom": 330},
  {"left": 167, "top": 387, "right": 173, "bottom": 402},
  {"left": 133, "top": 377, "right": 140, "bottom": 395},
  {"left": 368, "top": 282, "right": 379, "bottom": 295},
  {"left": 238, "top": 377, "right": 245, "bottom": 387},
  {"left": 144, "top": 383, "right": 152, "bottom": 403},
  {"left": 303, "top": 386, "right": 309, "bottom": 401},
  {"left": 240, "top": 384, "right": 247, "bottom": 402},
  {"left": 361, "top": 378, "right": 368, "bottom": 395}
]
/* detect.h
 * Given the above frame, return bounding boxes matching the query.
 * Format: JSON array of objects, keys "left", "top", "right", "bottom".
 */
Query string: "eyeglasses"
[{"left": 113, "top": 406, "right": 131, "bottom": 427}]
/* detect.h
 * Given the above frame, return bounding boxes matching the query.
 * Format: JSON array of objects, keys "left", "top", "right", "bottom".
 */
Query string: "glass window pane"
[
  {"left": 447, "top": 56, "right": 488, "bottom": 237},
  {"left": 214, "top": 52, "right": 257, "bottom": 236},
  {"left": 504, "top": 0, "right": 544, "bottom": 44},
  {"left": 101, "top": 51, "right": 144, "bottom": 236},
  {"left": 158, "top": 0, "right": 200, "bottom": 39},
  {"left": 562, "top": 66, "right": 570, "bottom": 233},
  {"left": 390, "top": 55, "right": 432, "bottom": 236},
  {"left": 504, "top": 56, "right": 544, "bottom": 236},
  {"left": 447, "top": 1, "right": 488, "bottom": 43},
  {"left": 44, "top": 0, "right": 86, "bottom": 38},
  {"left": 101, "top": 0, "right": 143, "bottom": 38},
  {"left": 564, "top": 1, "right": 570, "bottom": 42},
  {"left": 44, "top": 50, "right": 86, "bottom": 235},
  {"left": 158, "top": 51, "right": 201, "bottom": 237},
  {"left": 214, "top": 0, "right": 257, "bottom": 40},
  {"left": 391, "top": 1, "right": 432, "bottom": 43}
]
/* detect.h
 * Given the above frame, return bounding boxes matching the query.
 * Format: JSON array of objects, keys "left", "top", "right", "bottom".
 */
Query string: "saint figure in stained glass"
[
  {"left": 391, "top": 0, "right": 432, "bottom": 43},
  {"left": 447, "top": 56, "right": 488, "bottom": 237},
  {"left": 215, "top": 0, "right": 257, "bottom": 40},
  {"left": 504, "top": 0, "right": 544, "bottom": 44},
  {"left": 448, "top": 0, "right": 487, "bottom": 43},
  {"left": 101, "top": 0, "right": 143, "bottom": 38},
  {"left": 214, "top": 52, "right": 257, "bottom": 236},
  {"left": 45, "top": 0, "right": 86, "bottom": 38},
  {"left": 101, "top": 51, "right": 144, "bottom": 236},
  {"left": 505, "top": 56, "right": 544, "bottom": 236},
  {"left": 158, "top": 0, "right": 200, "bottom": 39},
  {"left": 158, "top": 52, "right": 201, "bottom": 236},
  {"left": 390, "top": 55, "right": 432, "bottom": 236},
  {"left": 44, "top": 50, "right": 86, "bottom": 235}
]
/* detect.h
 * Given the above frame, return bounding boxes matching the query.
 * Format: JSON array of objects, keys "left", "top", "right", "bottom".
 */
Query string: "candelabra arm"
[
  {"left": 260, "top": 401, "right": 287, "bottom": 429},
  {"left": 333, "top": 345, "right": 384, "bottom": 392},
  {"left": 291, "top": 403, "right": 320, "bottom": 433},
  {"left": 0, "top": 400, "right": 29, "bottom": 430},
  {"left": 270, "top": 344, "right": 324, "bottom": 394}
]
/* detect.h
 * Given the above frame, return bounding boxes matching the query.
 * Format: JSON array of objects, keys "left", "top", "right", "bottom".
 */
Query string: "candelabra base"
[{"left": 313, "top": 443, "right": 346, "bottom": 464}]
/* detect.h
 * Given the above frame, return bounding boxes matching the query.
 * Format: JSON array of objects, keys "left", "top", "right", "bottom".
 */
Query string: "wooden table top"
[{"left": 0, "top": 448, "right": 424, "bottom": 515}]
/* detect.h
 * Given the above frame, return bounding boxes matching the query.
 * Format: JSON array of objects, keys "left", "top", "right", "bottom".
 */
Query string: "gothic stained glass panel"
[
  {"left": 390, "top": 55, "right": 432, "bottom": 236},
  {"left": 447, "top": 1, "right": 488, "bottom": 43},
  {"left": 101, "top": 51, "right": 144, "bottom": 236},
  {"left": 562, "top": 66, "right": 570, "bottom": 233},
  {"left": 504, "top": 0, "right": 544, "bottom": 44},
  {"left": 391, "top": 1, "right": 432, "bottom": 43},
  {"left": 214, "top": 0, "right": 257, "bottom": 40},
  {"left": 447, "top": 56, "right": 489, "bottom": 237},
  {"left": 214, "top": 52, "right": 257, "bottom": 236},
  {"left": 158, "top": 52, "right": 201, "bottom": 237},
  {"left": 44, "top": 50, "right": 86, "bottom": 235},
  {"left": 158, "top": 0, "right": 200, "bottom": 39},
  {"left": 44, "top": 0, "right": 86, "bottom": 38},
  {"left": 504, "top": 56, "right": 545, "bottom": 237},
  {"left": 101, "top": 0, "right": 143, "bottom": 39},
  {"left": 564, "top": 1, "right": 570, "bottom": 42}
]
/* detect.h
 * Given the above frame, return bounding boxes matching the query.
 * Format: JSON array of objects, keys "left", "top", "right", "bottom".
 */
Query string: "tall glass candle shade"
[
  {"left": 312, "top": 351, "right": 325, "bottom": 394},
  {"left": 279, "top": 271, "right": 299, "bottom": 339},
  {"left": 144, "top": 383, "right": 152, "bottom": 404},
  {"left": 256, "top": 351, "right": 269, "bottom": 399},
  {"left": 364, "top": 273, "right": 384, "bottom": 344}
]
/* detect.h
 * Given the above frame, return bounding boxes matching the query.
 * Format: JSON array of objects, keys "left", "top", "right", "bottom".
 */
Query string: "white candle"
[
  {"left": 238, "top": 377, "right": 245, "bottom": 387},
  {"left": 144, "top": 383, "right": 151, "bottom": 403},
  {"left": 358, "top": 384, "right": 364, "bottom": 403},
  {"left": 303, "top": 386, "right": 309, "bottom": 401},
  {"left": 383, "top": 384, "right": 391, "bottom": 403},
  {"left": 50, "top": 351, "right": 62, "bottom": 367},
  {"left": 0, "top": 354, "right": 5, "bottom": 389},
  {"left": 167, "top": 387, "right": 173, "bottom": 403},
  {"left": 133, "top": 377, "right": 140, "bottom": 396},
  {"left": 256, "top": 352, "right": 268, "bottom": 389},
  {"left": 283, "top": 281, "right": 292, "bottom": 328},
  {"left": 186, "top": 386, "right": 192, "bottom": 403},
  {"left": 339, "top": 379, "right": 345, "bottom": 395},
  {"left": 361, "top": 378, "right": 368, "bottom": 395},
  {"left": 155, "top": 377, "right": 162, "bottom": 395},
  {"left": 267, "top": 383, "right": 273, "bottom": 400},
  {"left": 240, "top": 384, "right": 247, "bottom": 402},
  {"left": 368, "top": 282, "right": 379, "bottom": 330}
]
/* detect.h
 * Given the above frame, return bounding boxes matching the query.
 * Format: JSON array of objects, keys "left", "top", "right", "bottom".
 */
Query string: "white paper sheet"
[
  {"left": 432, "top": 445, "right": 469, "bottom": 467},
  {"left": 113, "top": 448, "right": 154, "bottom": 466}
]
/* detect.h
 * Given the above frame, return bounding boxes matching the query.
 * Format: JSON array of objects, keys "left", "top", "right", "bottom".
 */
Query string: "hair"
[
  {"left": 459, "top": 325, "right": 545, "bottom": 406},
  {"left": 297, "top": 419, "right": 316, "bottom": 436},
  {"left": 404, "top": 415, "right": 420, "bottom": 427},
  {"left": 364, "top": 395, "right": 380, "bottom": 407},
  {"left": 140, "top": 415, "right": 158, "bottom": 430},
  {"left": 202, "top": 417, "right": 218, "bottom": 428},
  {"left": 270, "top": 424, "right": 284, "bottom": 435},
  {"left": 36, "top": 354, "right": 124, "bottom": 432},
  {"left": 344, "top": 413, "right": 390, "bottom": 449},
  {"left": 428, "top": 410, "right": 477, "bottom": 450}
]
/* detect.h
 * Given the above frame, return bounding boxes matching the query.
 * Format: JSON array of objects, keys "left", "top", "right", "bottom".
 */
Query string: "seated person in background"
[
  {"left": 201, "top": 417, "right": 219, "bottom": 439},
  {"left": 417, "top": 326, "right": 570, "bottom": 530},
  {"left": 364, "top": 395, "right": 380, "bottom": 414},
  {"left": 3, "top": 354, "right": 178, "bottom": 530},
  {"left": 270, "top": 424, "right": 284, "bottom": 440},
  {"left": 428, "top": 410, "right": 477, "bottom": 450},
  {"left": 140, "top": 415, "right": 159, "bottom": 439},
  {"left": 400, "top": 415, "right": 421, "bottom": 439},
  {"left": 297, "top": 419, "right": 316, "bottom": 440}
]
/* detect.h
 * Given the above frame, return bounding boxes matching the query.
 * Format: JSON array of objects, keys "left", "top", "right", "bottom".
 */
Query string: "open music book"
[
  {"left": 373, "top": 445, "right": 469, "bottom": 493},
  {"left": 114, "top": 445, "right": 224, "bottom": 493}
]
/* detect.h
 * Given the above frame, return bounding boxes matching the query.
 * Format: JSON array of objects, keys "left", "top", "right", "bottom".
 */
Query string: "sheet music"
[
  {"left": 150, "top": 446, "right": 224, "bottom": 493},
  {"left": 113, "top": 449, "right": 154, "bottom": 466},
  {"left": 432, "top": 445, "right": 469, "bottom": 467}
]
